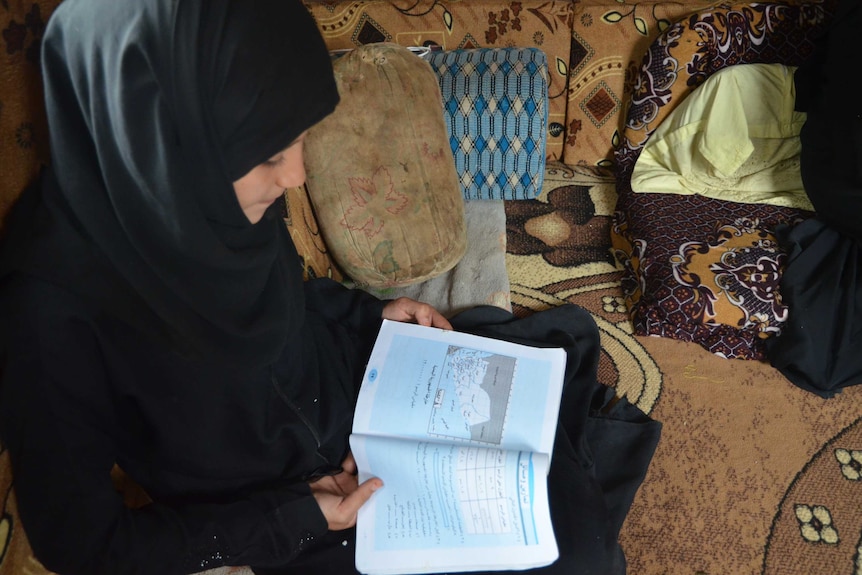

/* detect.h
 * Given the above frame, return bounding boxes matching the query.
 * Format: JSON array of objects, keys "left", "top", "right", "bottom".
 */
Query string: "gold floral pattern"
[
  {"left": 505, "top": 184, "right": 616, "bottom": 267},
  {"left": 794, "top": 504, "right": 840, "bottom": 545},
  {"left": 485, "top": 2, "right": 524, "bottom": 43},
  {"left": 611, "top": 2, "right": 827, "bottom": 360},
  {"left": 669, "top": 217, "right": 788, "bottom": 337},
  {"left": 602, "top": 295, "right": 627, "bottom": 314},
  {"left": 835, "top": 449, "right": 862, "bottom": 481}
]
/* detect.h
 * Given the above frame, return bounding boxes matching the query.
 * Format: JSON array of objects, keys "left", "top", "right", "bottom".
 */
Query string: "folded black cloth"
[
  {"left": 255, "top": 304, "right": 662, "bottom": 575},
  {"left": 766, "top": 219, "right": 862, "bottom": 397},
  {"left": 775, "top": 0, "right": 862, "bottom": 396}
]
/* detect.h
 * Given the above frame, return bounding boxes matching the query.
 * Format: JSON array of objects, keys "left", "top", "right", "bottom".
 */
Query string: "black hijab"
[
  {"left": 2, "top": 0, "right": 339, "bottom": 366},
  {"left": 794, "top": 0, "right": 862, "bottom": 242}
]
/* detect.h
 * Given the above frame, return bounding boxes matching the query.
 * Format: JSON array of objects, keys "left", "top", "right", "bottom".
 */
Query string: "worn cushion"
[
  {"left": 304, "top": 43, "right": 466, "bottom": 288},
  {"left": 359, "top": 199, "right": 511, "bottom": 315}
]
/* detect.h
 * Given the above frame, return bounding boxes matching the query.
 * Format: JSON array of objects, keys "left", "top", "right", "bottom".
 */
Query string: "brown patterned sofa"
[{"left": 0, "top": 1, "right": 843, "bottom": 574}]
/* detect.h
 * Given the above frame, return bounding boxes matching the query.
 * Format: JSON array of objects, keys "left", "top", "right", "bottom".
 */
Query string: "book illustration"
[
  {"left": 355, "top": 323, "right": 561, "bottom": 455},
  {"left": 428, "top": 345, "right": 516, "bottom": 445}
]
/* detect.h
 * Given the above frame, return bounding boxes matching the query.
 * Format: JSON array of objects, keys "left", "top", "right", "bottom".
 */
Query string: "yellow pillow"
[{"left": 631, "top": 63, "right": 813, "bottom": 210}]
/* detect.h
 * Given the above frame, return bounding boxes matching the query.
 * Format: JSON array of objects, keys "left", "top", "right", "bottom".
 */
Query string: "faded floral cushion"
[{"left": 304, "top": 43, "right": 466, "bottom": 288}]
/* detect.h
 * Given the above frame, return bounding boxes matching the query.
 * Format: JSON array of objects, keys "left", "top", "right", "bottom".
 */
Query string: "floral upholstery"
[
  {"left": 611, "top": 1, "right": 832, "bottom": 359},
  {"left": 0, "top": 0, "right": 53, "bottom": 225},
  {"left": 305, "top": 0, "right": 577, "bottom": 161},
  {"left": 305, "top": 0, "right": 747, "bottom": 167},
  {"left": 564, "top": 0, "right": 722, "bottom": 167}
]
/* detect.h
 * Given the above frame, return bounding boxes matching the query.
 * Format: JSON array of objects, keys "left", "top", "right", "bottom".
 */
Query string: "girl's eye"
[{"left": 264, "top": 156, "right": 284, "bottom": 167}]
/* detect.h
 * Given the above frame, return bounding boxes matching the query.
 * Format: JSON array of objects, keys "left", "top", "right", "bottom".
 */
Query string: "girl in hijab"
[{"left": 0, "top": 0, "right": 660, "bottom": 574}]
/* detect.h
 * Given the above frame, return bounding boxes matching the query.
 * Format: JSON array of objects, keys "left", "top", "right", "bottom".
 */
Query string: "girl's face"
[{"left": 232, "top": 132, "right": 308, "bottom": 224}]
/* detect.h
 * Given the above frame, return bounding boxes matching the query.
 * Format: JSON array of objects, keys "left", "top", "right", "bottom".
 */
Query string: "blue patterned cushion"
[{"left": 427, "top": 48, "right": 548, "bottom": 200}]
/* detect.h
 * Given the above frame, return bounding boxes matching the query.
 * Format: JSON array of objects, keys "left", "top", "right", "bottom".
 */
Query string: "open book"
[{"left": 351, "top": 319, "right": 567, "bottom": 574}]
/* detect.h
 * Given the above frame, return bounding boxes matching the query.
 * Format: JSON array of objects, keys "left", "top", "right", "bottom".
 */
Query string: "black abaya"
[
  {"left": 766, "top": 0, "right": 862, "bottom": 395},
  {"left": 254, "top": 305, "right": 662, "bottom": 575},
  {"left": 0, "top": 1, "right": 661, "bottom": 573}
]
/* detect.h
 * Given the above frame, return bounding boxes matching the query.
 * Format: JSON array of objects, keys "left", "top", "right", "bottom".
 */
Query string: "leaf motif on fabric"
[
  {"left": 443, "top": 9, "right": 453, "bottom": 32},
  {"left": 421, "top": 142, "right": 446, "bottom": 161},
  {"left": 602, "top": 11, "right": 623, "bottom": 24},
  {"left": 341, "top": 167, "right": 409, "bottom": 239},
  {"left": 555, "top": 57, "right": 568, "bottom": 78}
]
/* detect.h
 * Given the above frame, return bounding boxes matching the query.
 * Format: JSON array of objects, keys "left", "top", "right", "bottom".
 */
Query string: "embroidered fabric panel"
[
  {"left": 428, "top": 48, "right": 549, "bottom": 200},
  {"left": 612, "top": 191, "right": 809, "bottom": 360}
]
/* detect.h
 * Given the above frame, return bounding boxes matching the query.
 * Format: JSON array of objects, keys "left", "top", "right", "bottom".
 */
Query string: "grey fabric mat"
[{"left": 358, "top": 200, "right": 511, "bottom": 317}]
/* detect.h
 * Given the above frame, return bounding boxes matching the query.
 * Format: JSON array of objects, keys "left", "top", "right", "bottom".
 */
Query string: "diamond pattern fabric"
[{"left": 428, "top": 48, "right": 548, "bottom": 200}]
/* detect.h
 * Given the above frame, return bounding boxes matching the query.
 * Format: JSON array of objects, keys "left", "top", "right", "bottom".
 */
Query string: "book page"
[
  {"left": 353, "top": 320, "right": 566, "bottom": 456},
  {"left": 351, "top": 434, "right": 558, "bottom": 575}
]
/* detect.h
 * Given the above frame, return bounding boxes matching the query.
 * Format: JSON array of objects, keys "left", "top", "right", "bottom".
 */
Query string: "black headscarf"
[
  {"left": 1, "top": 0, "right": 339, "bottom": 366},
  {"left": 794, "top": 0, "right": 862, "bottom": 242}
]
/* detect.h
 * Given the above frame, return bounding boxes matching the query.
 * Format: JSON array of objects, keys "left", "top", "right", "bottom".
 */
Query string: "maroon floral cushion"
[{"left": 611, "top": 2, "right": 830, "bottom": 360}]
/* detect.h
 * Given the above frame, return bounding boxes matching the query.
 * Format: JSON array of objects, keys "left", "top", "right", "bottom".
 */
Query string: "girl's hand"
[
  {"left": 309, "top": 452, "right": 382, "bottom": 531},
  {"left": 381, "top": 297, "right": 452, "bottom": 330}
]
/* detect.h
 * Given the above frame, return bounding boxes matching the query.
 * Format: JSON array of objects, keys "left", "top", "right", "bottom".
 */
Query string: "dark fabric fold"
[
  {"left": 0, "top": 0, "right": 339, "bottom": 367},
  {"left": 766, "top": 220, "right": 862, "bottom": 396},
  {"left": 254, "top": 305, "right": 662, "bottom": 575},
  {"left": 773, "top": 0, "right": 862, "bottom": 396}
]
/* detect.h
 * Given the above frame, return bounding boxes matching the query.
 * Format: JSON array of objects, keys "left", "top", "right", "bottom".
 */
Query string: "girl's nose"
[
  {"left": 275, "top": 162, "right": 306, "bottom": 190},
  {"left": 275, "top": 142, "right": 307, "bottom": 189}
]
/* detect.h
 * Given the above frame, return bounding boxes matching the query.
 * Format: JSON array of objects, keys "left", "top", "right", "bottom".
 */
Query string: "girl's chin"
[
  {"left": 243, "top": 207, "right": 267, "bottom": 224},
  {"left": 245, "top": 199, "right": 281, "bottom": 224}
]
